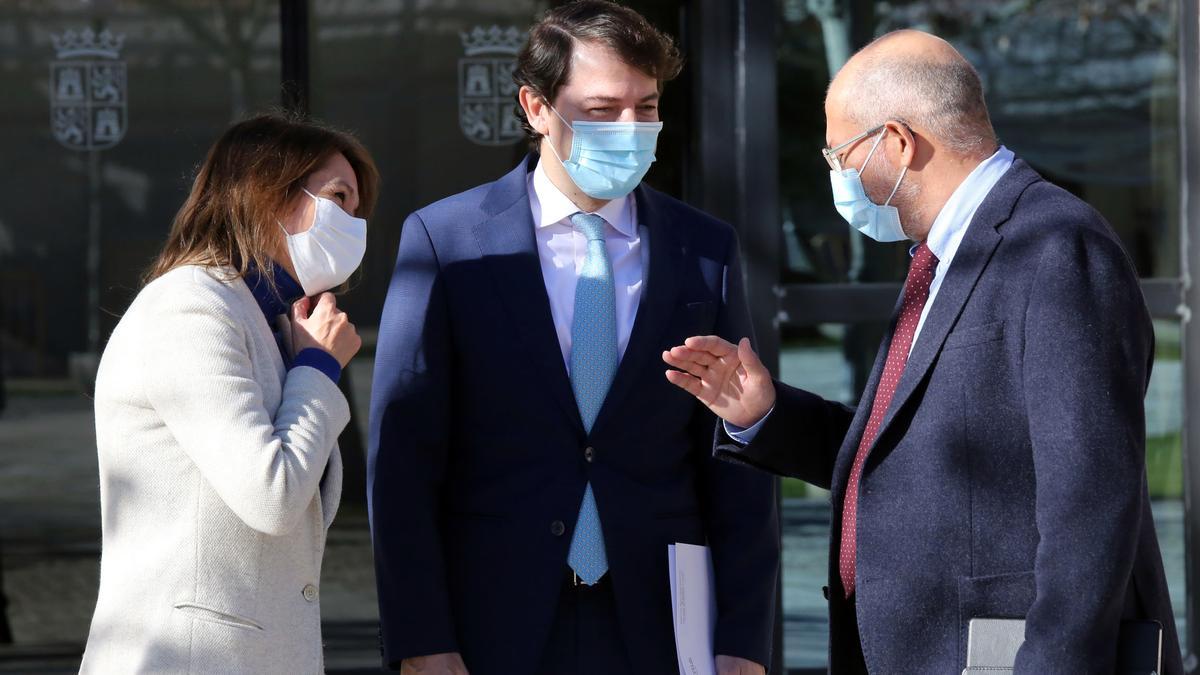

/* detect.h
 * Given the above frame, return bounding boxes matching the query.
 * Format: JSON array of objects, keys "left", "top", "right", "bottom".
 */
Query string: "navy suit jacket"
[
  {"left": 718, "top": 160, "right": 1183, "bottom": 674},
  {"left": 368, "top": 156, "right": 780, "bottom": 673}
]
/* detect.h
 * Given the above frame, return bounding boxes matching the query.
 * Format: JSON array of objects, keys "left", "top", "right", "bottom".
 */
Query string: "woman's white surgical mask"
[{"left": 280, "top": 188, "right": 367, "bottom": 296}]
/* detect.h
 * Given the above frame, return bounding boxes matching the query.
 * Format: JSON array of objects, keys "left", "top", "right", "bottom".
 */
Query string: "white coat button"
[{"left": 302, "top": 584, "right": 318, "bottom": 602}]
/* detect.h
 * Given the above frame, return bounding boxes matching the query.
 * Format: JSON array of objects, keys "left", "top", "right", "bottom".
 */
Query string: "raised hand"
[
  {"left": 663, "top": 336, "right": 775, "bottom": 429},
  {"left": 291, "top": 292, "right": 362, "bottom": 367}
]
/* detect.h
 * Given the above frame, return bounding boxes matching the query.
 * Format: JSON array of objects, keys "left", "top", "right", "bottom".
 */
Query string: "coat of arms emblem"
[
  {"left": 49, "top": 28, "right": 127, "bottom": 152},
  {"left": 458, "top": 25, "right": 526, "bottom": 146}
]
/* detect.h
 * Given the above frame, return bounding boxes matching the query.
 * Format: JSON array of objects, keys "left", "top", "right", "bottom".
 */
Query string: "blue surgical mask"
[
  {"left": 545, "top": 105, "right": 662, "bottom": 200},
  {"left": 829, "top": 129, "right": 909, "bottom": 242}
]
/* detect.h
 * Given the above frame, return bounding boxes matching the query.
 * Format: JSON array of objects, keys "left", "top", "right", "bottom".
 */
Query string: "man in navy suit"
[
  {"left": 368, "top": 2, "right": 779, "bottom": 674},
  {"left": 665, "top": 30, "right": 1183, "bottom": 674}
]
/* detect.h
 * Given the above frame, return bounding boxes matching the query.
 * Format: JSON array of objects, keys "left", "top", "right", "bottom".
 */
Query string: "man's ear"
[
  {"left": 519, "top": 86, "right": 550, "bottom": 136},
  {"left": 887, "top": 120, "right": 918, "bottom": 168}
]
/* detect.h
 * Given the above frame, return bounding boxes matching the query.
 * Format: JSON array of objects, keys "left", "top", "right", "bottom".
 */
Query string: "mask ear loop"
[
  {"left": 860, "top": 126, "right": 909, "bottom": 207},
  {"left": 880, "top": 128, "right": 912, "bottom": 207},
  {"left": 858, "top": 127, "right": 888, "bottom": 173},
  {"left": 883, "top": 166, "right": 908, "bottom": 207},
  {"left": 279, "top": 188, "right": 321, "bottom": 236},
  {"left": 543, "top": 104, "right": 577, "bottom": 165}
]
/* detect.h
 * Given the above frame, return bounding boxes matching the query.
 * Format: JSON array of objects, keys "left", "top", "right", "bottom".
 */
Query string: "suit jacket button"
[
  {"left": 302, "top": 583, "right": 318, "bottom": 602},
  {"left": 551, "top": 520, "right": 565, "bottom": 536},
  {"left": 584, "top": 446, "right": 595, "bottom": 463}
]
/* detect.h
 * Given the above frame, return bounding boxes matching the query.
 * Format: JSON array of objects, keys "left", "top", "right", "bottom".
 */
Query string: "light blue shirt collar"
[
  {"left": 911, "top": 145, "right": 1015, "bottom": 263},
  {"left": 904, "top": 145, "right": 1015, "bottom": 356}
]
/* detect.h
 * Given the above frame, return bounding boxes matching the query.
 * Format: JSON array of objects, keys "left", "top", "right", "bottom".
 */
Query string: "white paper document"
[{"left": 668, "top": 543, "right": 717, "bottom": 675}]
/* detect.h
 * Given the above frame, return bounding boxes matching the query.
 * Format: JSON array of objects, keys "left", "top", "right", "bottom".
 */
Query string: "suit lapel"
[
  {"left": 591, "top": 186, "right": 684, "bottom": 435},
  {"left": 871, "top": 160, "right": 1041, "bottom": 449},
  {"left": 471, "top": 157, "right": 585, "bottom": 434}
]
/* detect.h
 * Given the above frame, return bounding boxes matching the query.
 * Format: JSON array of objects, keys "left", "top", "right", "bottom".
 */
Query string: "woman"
[{"left": 79, "top": 113, "right": 379, "bottom": 674}]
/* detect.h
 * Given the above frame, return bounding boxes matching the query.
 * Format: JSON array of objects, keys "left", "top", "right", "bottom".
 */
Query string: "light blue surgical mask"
[
  {"left": 545, "top": 105, "right": 663, "bottom": 200},
  {"left": 828, "top": 128, "right": 909, "bottom": 242}
]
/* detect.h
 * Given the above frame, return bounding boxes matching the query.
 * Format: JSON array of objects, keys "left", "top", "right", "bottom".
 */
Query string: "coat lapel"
[
  {"left": 590, "top": 186, "right": 684, "bottom": 434},
  {"left": 871, "top": 160, "right": 1041, "bottom": 447},
  {"left": 471, "top": 156, "right": 584, "bottom": 435}
]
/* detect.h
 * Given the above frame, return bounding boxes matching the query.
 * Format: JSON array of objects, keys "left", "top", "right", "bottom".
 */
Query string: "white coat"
[{"left": 79, "top": 265, "right": 348, "bottom": 674}]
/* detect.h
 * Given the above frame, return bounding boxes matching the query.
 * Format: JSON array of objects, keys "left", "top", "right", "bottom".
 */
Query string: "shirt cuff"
[
  {"left": 292, "top": 347, "right": 342, "bottom": 384},
  {"left": 723, "top": 406, "right": 774, "bottom": 445}
]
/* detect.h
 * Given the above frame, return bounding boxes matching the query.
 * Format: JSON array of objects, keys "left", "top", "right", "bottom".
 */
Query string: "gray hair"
[{"left": 838, "top": 35, "right": 997, "bottom": 157}]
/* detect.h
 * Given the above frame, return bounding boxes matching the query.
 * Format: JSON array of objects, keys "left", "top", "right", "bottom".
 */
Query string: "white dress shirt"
[
  {"left": 729, "top": 145, "right": 1016, "bottom": 442},
  {"left": 528, "top": 161, "right": 645, "bottom": 370}
]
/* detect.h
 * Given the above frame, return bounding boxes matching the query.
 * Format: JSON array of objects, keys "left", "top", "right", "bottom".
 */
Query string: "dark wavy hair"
[{"left": 512, "top": 0, "right": 683, "bottom": 150}]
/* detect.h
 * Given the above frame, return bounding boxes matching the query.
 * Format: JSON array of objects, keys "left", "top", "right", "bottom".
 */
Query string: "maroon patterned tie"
[{"left": 839, "top": 242, "right": 939, "bottom": 597}]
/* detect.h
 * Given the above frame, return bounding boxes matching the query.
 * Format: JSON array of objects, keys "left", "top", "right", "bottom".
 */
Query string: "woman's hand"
[{"left": 291, "top": 292, "right": 361, "bottom": 367}]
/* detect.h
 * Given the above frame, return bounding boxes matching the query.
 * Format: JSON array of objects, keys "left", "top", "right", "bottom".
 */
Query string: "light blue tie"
[{"left": 567, "top": 212, "right": 617, "bottom": 585}]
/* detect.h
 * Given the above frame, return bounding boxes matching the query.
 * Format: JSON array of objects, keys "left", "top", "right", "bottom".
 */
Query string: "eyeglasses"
[{"left": 821, "top": 124, "right": 886, "bottom": 173}]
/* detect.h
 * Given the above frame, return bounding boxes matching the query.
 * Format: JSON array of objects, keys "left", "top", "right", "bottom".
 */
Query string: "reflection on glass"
[
  {"left": 311, "top": 0, "right": 546, "bottom": 321},
  {"left": 0, "top": 0, "right": 282, "bottom": 376},
  {"left": 1148, "top": 319, "right": 1186, "bottom": 652},
  {"left": 779, "top": 325, "right": 850, "bottom": 669}
]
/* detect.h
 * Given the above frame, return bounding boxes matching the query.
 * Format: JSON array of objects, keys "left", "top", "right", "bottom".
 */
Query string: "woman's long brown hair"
[{"left": 144, "top": 111, "right": 380, "bottom": 288}]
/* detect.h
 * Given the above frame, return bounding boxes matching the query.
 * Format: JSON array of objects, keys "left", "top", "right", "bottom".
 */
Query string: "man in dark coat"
[{"left": 665, "top": 29, "right": 1182, "bottom": 675}]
